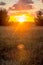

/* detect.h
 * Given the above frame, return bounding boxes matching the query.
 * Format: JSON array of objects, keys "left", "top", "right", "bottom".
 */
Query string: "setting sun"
[{"left": 16, "top": 15, "right": 26, "bottom": 23}]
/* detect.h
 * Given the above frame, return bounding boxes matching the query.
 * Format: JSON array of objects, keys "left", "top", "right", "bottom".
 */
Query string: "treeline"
[
  {"left": 0, "top": 8, "right": 43, "bottom": 26},
  {"left": 0, "top": 8, "right": 9, "bottom": 26},
  {"left": 0, "top": 8, "right": 19, "bottom": 26}
]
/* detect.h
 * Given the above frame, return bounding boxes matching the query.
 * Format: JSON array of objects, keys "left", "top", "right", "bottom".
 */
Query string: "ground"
[{"left": 0, "top": 24, "right": 43, "bottom": 65}]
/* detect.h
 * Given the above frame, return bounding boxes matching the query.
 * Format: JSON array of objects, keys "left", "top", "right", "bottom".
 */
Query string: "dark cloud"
[
  {"left": 0, "top": 2, "right": 6, "bottom": 5},
  {"left": 42, "top": 0, "right": 43, "bottom": 3},
  {"left": 9, "top": 4, "right": 33, "bottom": 11},
  {"left": 13, "top": 4, "right": 33, "bottom": 10},
  {"left": 18, "top": 0, "right": 33, "bottom": 4}
]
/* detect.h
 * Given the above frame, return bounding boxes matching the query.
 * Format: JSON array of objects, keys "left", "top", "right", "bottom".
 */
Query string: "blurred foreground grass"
[{"left": 0, "top": 25, "right": 43, "bottom": 65}]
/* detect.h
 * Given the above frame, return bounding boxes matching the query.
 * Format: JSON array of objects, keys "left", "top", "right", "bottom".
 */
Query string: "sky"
[{"left": 0, "top": 0, "right": 43, "bottom": 10}]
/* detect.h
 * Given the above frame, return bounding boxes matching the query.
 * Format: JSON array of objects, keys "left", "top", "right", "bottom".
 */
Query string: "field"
[{"left": 0, "top": 23, "right": 43, "bottom": 65}]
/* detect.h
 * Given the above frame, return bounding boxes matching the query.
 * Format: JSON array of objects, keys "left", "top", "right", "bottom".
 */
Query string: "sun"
[{"left": 17, "top": 15, "right": 26, "bottom": 23}]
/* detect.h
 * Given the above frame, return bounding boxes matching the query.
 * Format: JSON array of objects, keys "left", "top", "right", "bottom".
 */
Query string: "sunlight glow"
[{"left": 9, "top": 14, "right": 34, "bottom": 23}]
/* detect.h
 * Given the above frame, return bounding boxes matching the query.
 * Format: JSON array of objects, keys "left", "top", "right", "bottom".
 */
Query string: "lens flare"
[{"left": 17, "top": 44, "right": 25, "bottom": 50}]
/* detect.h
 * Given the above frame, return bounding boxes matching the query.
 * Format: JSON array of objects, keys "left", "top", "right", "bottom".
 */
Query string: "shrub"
[{"left": 35, "top": 10, "right": 43, "bottom": 26}]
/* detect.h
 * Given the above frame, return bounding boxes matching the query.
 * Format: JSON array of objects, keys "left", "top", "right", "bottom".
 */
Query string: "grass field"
[{"left": 0, "top": 24, "right": 43, "bottom": 65}]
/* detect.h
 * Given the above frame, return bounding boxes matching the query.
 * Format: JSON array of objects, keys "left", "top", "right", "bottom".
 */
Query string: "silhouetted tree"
[
  {"left": 35, "top": 10, "right": 43, "bottom": 26},
  {"left": 0, "top": 8, "right": 9, "bottom": 25}
]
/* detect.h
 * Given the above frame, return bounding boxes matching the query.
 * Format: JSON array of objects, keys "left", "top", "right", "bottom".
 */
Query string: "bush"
[{"left": 35, "top": 10, "right": 43, "bottom": 26}]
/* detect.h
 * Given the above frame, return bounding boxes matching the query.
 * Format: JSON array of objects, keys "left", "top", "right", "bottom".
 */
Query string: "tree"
[
  {"left": 35, "top": 10, "right": 43, "bottom": 26},
  {"left": 0, "top": 8, "right": 9, "bottom": 26}
]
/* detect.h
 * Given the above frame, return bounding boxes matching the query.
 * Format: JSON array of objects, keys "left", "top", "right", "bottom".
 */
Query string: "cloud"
[
  {"left": 8, "top": 0, "right": 34, "bottom": 11},
  {"left": 18, "top": 0, "right": 33, "bottom": 4},
  {"left": 0, "top": 2, "right": 6, "bottom": 5}
]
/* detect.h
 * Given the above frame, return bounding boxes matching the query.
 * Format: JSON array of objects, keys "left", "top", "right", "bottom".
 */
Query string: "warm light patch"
[
  {"left": 27, "top": 15, "right": 34, "bottom": 22},
  {"left": 17, "top": 44, "right": 25, "bottom": 50},
  {"left": 9, "top": 15, "right": 15, "bottom": 22}
]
